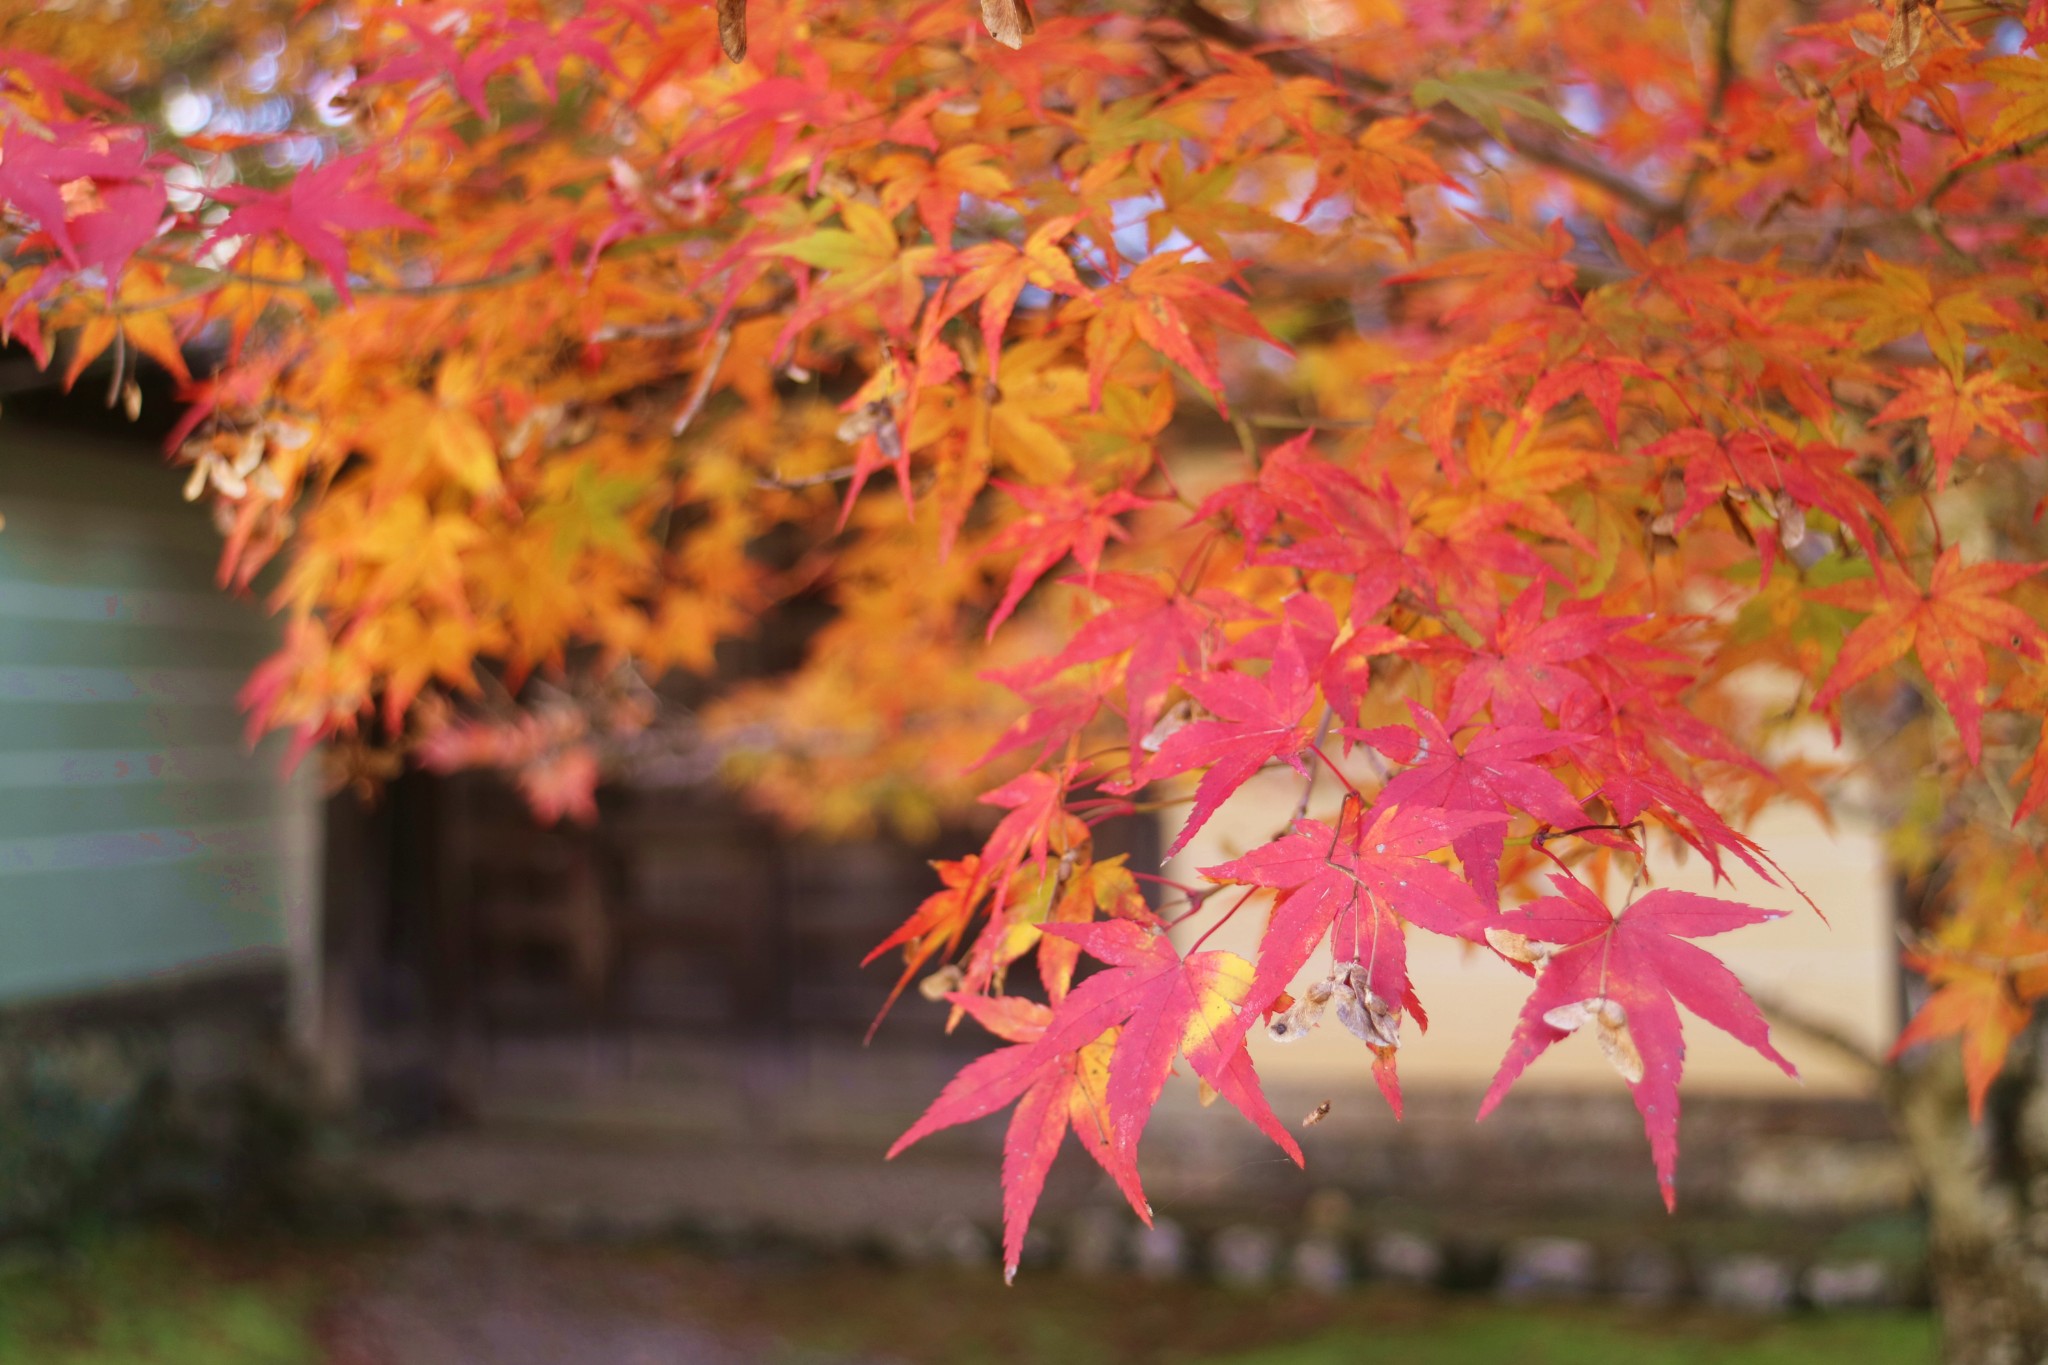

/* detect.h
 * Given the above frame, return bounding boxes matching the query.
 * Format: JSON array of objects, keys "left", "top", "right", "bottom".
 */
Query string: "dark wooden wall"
[{"left": 328, "top": 768, "right": 1161, "bottom": 1113}]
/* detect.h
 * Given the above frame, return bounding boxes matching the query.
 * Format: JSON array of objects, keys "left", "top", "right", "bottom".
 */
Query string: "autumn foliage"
[{"left": 9, "top": 0, "right": 2048, "bottom": 1281}]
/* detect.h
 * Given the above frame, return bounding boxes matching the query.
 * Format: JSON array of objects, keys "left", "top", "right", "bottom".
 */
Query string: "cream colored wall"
[{"left": 1164, "top": 754, "right": 1895, "bottom": 1099}]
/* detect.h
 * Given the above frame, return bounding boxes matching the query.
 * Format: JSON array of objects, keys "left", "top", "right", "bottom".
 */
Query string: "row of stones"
[{"left": 888, "top": 1209, "right": 1912, "bottom": 1314}]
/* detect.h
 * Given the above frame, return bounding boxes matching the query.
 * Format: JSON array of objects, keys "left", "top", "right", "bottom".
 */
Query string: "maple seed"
[
  {"left": 1774, "top": 493, "right": 1808, "bottom": 552},
  {"left": 980, "top": 0, "right": 1035, "bottom": 49},
  {"left": 1543, "top": 996, "right": 1646, "bottom": 1084},
  {"left": 1140, "top": 700, "right": 1195, "bottom": 753},
  {"left": 1335, "top": 966, "right": 1402, "bottom": 1050},
  {"left": 717, "top": 0, "right": 747, "bottom": 62},
  {"left": 1486, "top": 927, "right": 1556, "bottom": 966},
  {"left": 1269, "top": 975, "right": 1334, "bottom": 1042},
  {"left": 918, "top": 964, "right": 965, "bottom": 1001}
]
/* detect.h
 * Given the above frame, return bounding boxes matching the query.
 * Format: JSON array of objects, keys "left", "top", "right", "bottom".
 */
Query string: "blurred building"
[
  {"left": 0, "top": 378, "right": 1909, "bottom": 1253},
  {"left": 0, "top": 413, "right": 322, "bottom": 1048}
]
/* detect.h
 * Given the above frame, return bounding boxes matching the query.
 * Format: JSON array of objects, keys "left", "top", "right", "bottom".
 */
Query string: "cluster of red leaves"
[
  {"left": 9, "top": 0, "right": 2048, "bottom": 1288},
  {"left": 883, "top": 449, "right": 1821, "bottom": 1271}
]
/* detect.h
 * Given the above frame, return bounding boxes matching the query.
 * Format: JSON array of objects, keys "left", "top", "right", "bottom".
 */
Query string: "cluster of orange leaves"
[{"left": 7, "top": 0, "right": 2048, "bottom": 1272}]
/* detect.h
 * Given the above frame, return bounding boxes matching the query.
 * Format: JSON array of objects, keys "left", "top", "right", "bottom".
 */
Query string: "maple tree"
[{"left": 8, "top": 0, "right": 2048, "bottom": 1353}]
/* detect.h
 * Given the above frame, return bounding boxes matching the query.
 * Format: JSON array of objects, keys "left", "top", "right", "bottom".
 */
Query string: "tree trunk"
[{"left": 1893, "top": 1028, "right": 2048, "bottom": 1365}]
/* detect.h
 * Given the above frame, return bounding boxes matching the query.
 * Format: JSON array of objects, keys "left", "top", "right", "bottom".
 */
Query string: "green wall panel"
[{"left": 0, "top": 425, "right": 314, "bottom": 1005}]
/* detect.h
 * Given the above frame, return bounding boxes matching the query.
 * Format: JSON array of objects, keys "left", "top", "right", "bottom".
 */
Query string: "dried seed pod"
[
  {"left": 1487, "top": 927, "right": 1547, "bottom": 966},
  {"left": 1883, "top": 1, "right": 1926, "bottom": 71},
  {"left": 1267, "top": 974, "right": 1336, "bottom": 1042},
  {"left": 1267, "top": 1010, "right": 1309, "bottom": 1042},
  {"left": 1543, "top": 995, "right": 1646, "bottom": 1084},
  {"left": 917, "top": 964, "right": 964, "bottom": 1001},
  {"left": 717, "top": 0, "right": 747, "bottom": 63},
  {"left": 1815, "top": 89, "right": 1850, "bottom": 156},
  {"left": 980, "top": 0, "right": 1035, "bottom": 48},
  {"left": 1141, "top": 699, "right": 1195, "bottom": 753},
  {"left": 1335, "top": 964, "right": 1402, "bottom": 1049},
  {"left": 1775, "top": 492, "right": 1808, "bottom": 552},
  {"left": 1775, "top": 62, "right": 1819, "bottom": 99}
]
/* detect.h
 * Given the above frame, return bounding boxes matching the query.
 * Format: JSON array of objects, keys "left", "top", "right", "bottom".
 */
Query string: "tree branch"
[
  {"left": 671, "top": 327, "right": 731, "bottom": 437},
  {"left": 1670, "top": 0, "right": 1741, "bottom": 220},
  {"left": 1748, "top": 985, "right": 1889, "bottom": 1079},
  {"left": 1922, "top": 131, "right": 2048, "bottom": 211},
  {"left": 1166, "top": 0, "right": 1681, "bottom": 221}
]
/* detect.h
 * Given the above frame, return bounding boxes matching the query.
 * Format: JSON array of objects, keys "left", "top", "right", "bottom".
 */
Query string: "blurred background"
[{"left": 0, "top": 370, "right": 1931, "bottom": 1363}]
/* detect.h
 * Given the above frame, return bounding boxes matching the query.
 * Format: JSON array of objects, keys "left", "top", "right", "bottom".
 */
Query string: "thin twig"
[
  {"left": 1670, "top": 0, "right": 1741, "bottom": 219},
  {"left": 1923, "top": 131, "right": 2048, "bottom": 210},
  {"left": 1190, "top": 884, "right": 1260, "bottom": 952},
  {"left": 671, "top": 326, "right": 731, "bottom": 436},
  {"left": 1283, "top": 707, "right": 1336, "bottom": 836},
  {"left": 755, "top": 462, "right": 860, "bottom": 491}
]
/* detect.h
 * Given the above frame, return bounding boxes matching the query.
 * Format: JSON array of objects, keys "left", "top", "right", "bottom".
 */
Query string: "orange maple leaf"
[
  {"left": 1893, "top": 957, "right": 2031, "bottom": 1121},
  {"left": 941, "top": 216, "right": 1084, "bottom": 385},
  {"left": 1812, "top": 548, "right": 2048, "bottom": 764},
  {"left": 1871, "top": 368, "right": 2039, "bottom": 488},
  {"left": 1065, "top": 252, "right": 1279, "bottom": 411}
]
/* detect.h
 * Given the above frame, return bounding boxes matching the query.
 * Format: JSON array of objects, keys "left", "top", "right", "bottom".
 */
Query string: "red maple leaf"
[
  {"left": 1811, "top": 547, "right": 2047, "bottom": 765},
  {"left": 1032, "top": 573, "right": 1241, "bottom": 763},
  {"left": 1646, "top": 428, "right": 1896, "bottom": 567},
  {"left": 887, "top": 992, "right": 1142, "bottom": 1282},
  {"left": 1201, "top": 796, "right": 1505, "bottom": 1111},
  {"left": 0, "top": 48, "right": 127, "bottom": 113},
  {"left": 1434, "top": 587, "right": 1640, "bottom": 729},
  {"left": 1209, "top": 590, "right": 1410, "bottom": 739},
  {"left": 1563, "top": 725, "right": 1779, "bottom": 886},
  {"left": 974, "top": 671, "right": 1109, "bottom": 772},
  {"left": 1476, "top": 875, "right": 1796, "bottom": 1209},
  {"left": 1026, "top": 920, "right": 1301, "bottom": 1163},
  {"left": 1203, "top": 438, "right": 1424, "bottom": 623},
  {"left": 973, "top": 767, "right": 1085, "bottom": 900},
  {"left": 207, "top": 153, "right": 428, "bottom": 303},
  {"left": 890, "top": 921, "right": 1298, "bottom": 1278},
  {"left": 1356, "top": 706, "right": 1586, "bottom": 898},
  {"left": 982, "top": 482, "right": 1153, "bottom": 639},
  {"left": 68, "top": 175, "right": 167, "bottom": 286},
  {"left": 0, "top": 122, "right": 154, "bottom": 269},
  {"left": 863, "top": 855, "right": 986, "bottom": 1031},
  {"left": 1523, "top": 354, "right": 1659, "bottom": 444},
  {"left": 1141, "top": 631, "right": 1319, "bottom": 857}
]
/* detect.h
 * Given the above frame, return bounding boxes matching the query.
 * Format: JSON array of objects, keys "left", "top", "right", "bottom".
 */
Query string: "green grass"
[
  {"left": 645, "top": 1249, "right": 1936, "bottom": 1365},
  {"left": 1213, "top": 1306, "right": 1936, "bottom": 1365},
  {"left": 0, "top": 1234, "right": 320, "bottom": 1365}
]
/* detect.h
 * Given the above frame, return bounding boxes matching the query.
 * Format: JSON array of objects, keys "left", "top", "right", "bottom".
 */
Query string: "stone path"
[{"left": 356, "top": 1128, "right": 1007, "bottom": 1249}]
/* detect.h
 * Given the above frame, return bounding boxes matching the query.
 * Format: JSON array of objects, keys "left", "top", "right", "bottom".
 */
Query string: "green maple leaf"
[{"left": 1412, "top": 70, "right": 1578, "bottom": 142}]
